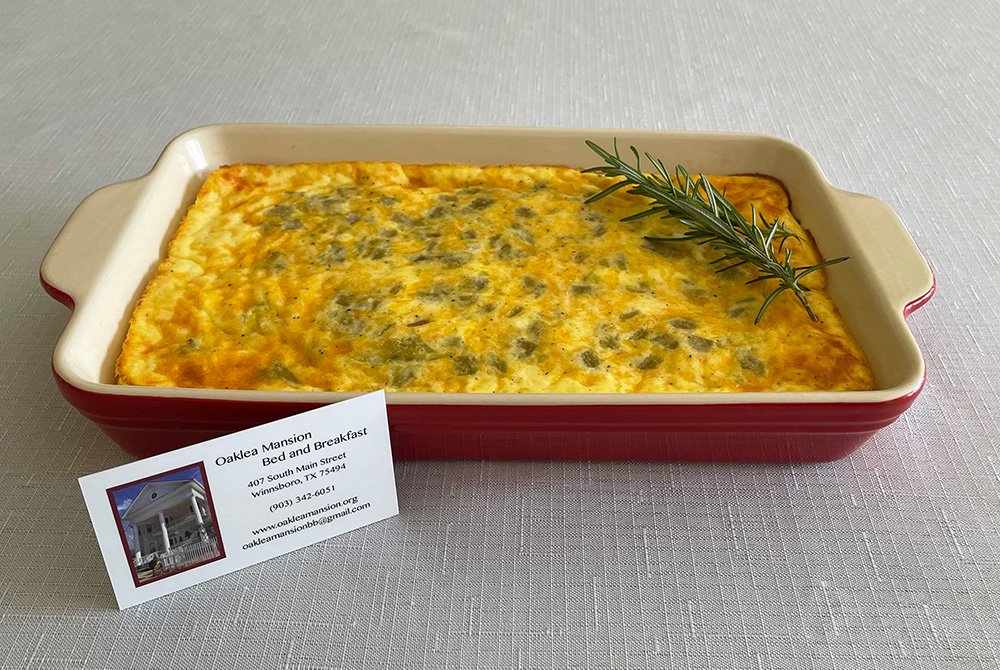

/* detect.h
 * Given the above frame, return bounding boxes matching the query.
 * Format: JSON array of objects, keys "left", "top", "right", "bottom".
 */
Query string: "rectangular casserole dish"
[{"left": 41, "top": 125, "right": 934, "bottom": 462}]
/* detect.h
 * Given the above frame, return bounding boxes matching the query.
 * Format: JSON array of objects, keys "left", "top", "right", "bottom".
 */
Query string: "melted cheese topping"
[{"left": 116, "top": 162, "right": 874, "bottom": 393}]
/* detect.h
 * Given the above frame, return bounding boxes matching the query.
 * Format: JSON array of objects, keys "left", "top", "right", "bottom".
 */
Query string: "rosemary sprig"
[{"left": 582, "top": 140, "right": 848, "bottom": 324}]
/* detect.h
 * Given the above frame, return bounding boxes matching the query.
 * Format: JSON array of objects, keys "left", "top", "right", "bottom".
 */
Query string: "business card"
[{"left": 79, "top": 391, "right": 397, "bottom": 609}]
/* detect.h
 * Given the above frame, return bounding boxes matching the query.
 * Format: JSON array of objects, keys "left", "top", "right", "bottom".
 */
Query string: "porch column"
[
  {"left": 191, "top": 493, "right": 204, "bottom": 525},
  {"left": 158, "top": 511, "right": 171, "bottom": 552},
  {"left": 134, "top": 523, "right": 142, "bottom": 562},
  {"left": 191, "top": 493, "right": 208, "bottom": 539}
]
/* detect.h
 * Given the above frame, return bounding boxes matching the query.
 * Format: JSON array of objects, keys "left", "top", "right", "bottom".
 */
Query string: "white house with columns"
[{"left": 121, "top": 478, "right": 213, "bottom": 566}]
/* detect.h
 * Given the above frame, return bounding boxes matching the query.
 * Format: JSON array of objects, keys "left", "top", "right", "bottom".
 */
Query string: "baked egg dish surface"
[{"left": 116, "top": 162, "right": 874, "bottom": 393}]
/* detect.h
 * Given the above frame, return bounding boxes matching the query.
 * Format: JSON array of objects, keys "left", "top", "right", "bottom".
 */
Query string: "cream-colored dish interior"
[{"left": 46, "top": 125, "right": 932, "bottom": 405}]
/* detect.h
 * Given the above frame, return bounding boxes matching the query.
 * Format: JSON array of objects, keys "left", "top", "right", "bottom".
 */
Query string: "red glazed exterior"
[{"left": 53, "top": 368, "right": 926, "bottom": 463}]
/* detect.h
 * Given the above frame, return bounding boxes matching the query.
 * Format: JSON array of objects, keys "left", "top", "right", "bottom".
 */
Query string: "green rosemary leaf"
[{"left": 755, "top": 286, "right": 789, "bottom": 325}]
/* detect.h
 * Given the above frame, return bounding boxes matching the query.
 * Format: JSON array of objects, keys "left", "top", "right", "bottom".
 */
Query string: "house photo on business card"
[{"left": 106, "top": 461, "right": 226, "bottom": 588}]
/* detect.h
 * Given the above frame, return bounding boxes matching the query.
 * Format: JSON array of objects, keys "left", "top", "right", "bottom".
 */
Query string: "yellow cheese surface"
[{"left": 116, "top": 162, "right": 874, "bottom": 393}]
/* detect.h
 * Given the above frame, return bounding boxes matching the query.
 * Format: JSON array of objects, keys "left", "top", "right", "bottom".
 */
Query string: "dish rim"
[{"left": 42, "top": 123, "right": 935, "bottom": 407}]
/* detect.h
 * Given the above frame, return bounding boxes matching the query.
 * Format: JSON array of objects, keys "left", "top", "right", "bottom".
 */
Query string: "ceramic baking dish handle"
[
  {"left": 831, "top": 189, "right": 935, "bottom": 316},
  {"left": 41, "top": 178, "right": 147, "bottom": 309}
]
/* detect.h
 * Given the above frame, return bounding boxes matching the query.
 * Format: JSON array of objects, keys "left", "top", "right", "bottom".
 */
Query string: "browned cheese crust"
[{"left": 116, "top": 162, "right": 875, "bottom": 393}]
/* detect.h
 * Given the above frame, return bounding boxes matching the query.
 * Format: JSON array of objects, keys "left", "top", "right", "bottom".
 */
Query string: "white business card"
[{"left": 79, "top": 390, "right": 398, "bottom": 609}]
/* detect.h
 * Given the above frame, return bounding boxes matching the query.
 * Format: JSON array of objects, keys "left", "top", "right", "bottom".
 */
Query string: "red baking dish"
[{"left": 41, "top": 125, "right": 934, "bottom": 462}]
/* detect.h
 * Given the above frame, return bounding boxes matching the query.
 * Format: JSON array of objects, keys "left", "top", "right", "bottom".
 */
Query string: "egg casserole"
[{"left": 115, "top": 161, "right": 874, "bottom": 393}]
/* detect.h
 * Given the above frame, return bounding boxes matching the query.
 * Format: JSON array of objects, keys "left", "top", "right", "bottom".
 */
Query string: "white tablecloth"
[{"left": 3, "top": 1, "right": 998, "bottom": 668}]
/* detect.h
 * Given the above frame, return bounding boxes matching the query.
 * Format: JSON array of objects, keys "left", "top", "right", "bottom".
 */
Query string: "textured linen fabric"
[{"left": 2, "top": 0, "right": 998, "bottom": 668}]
